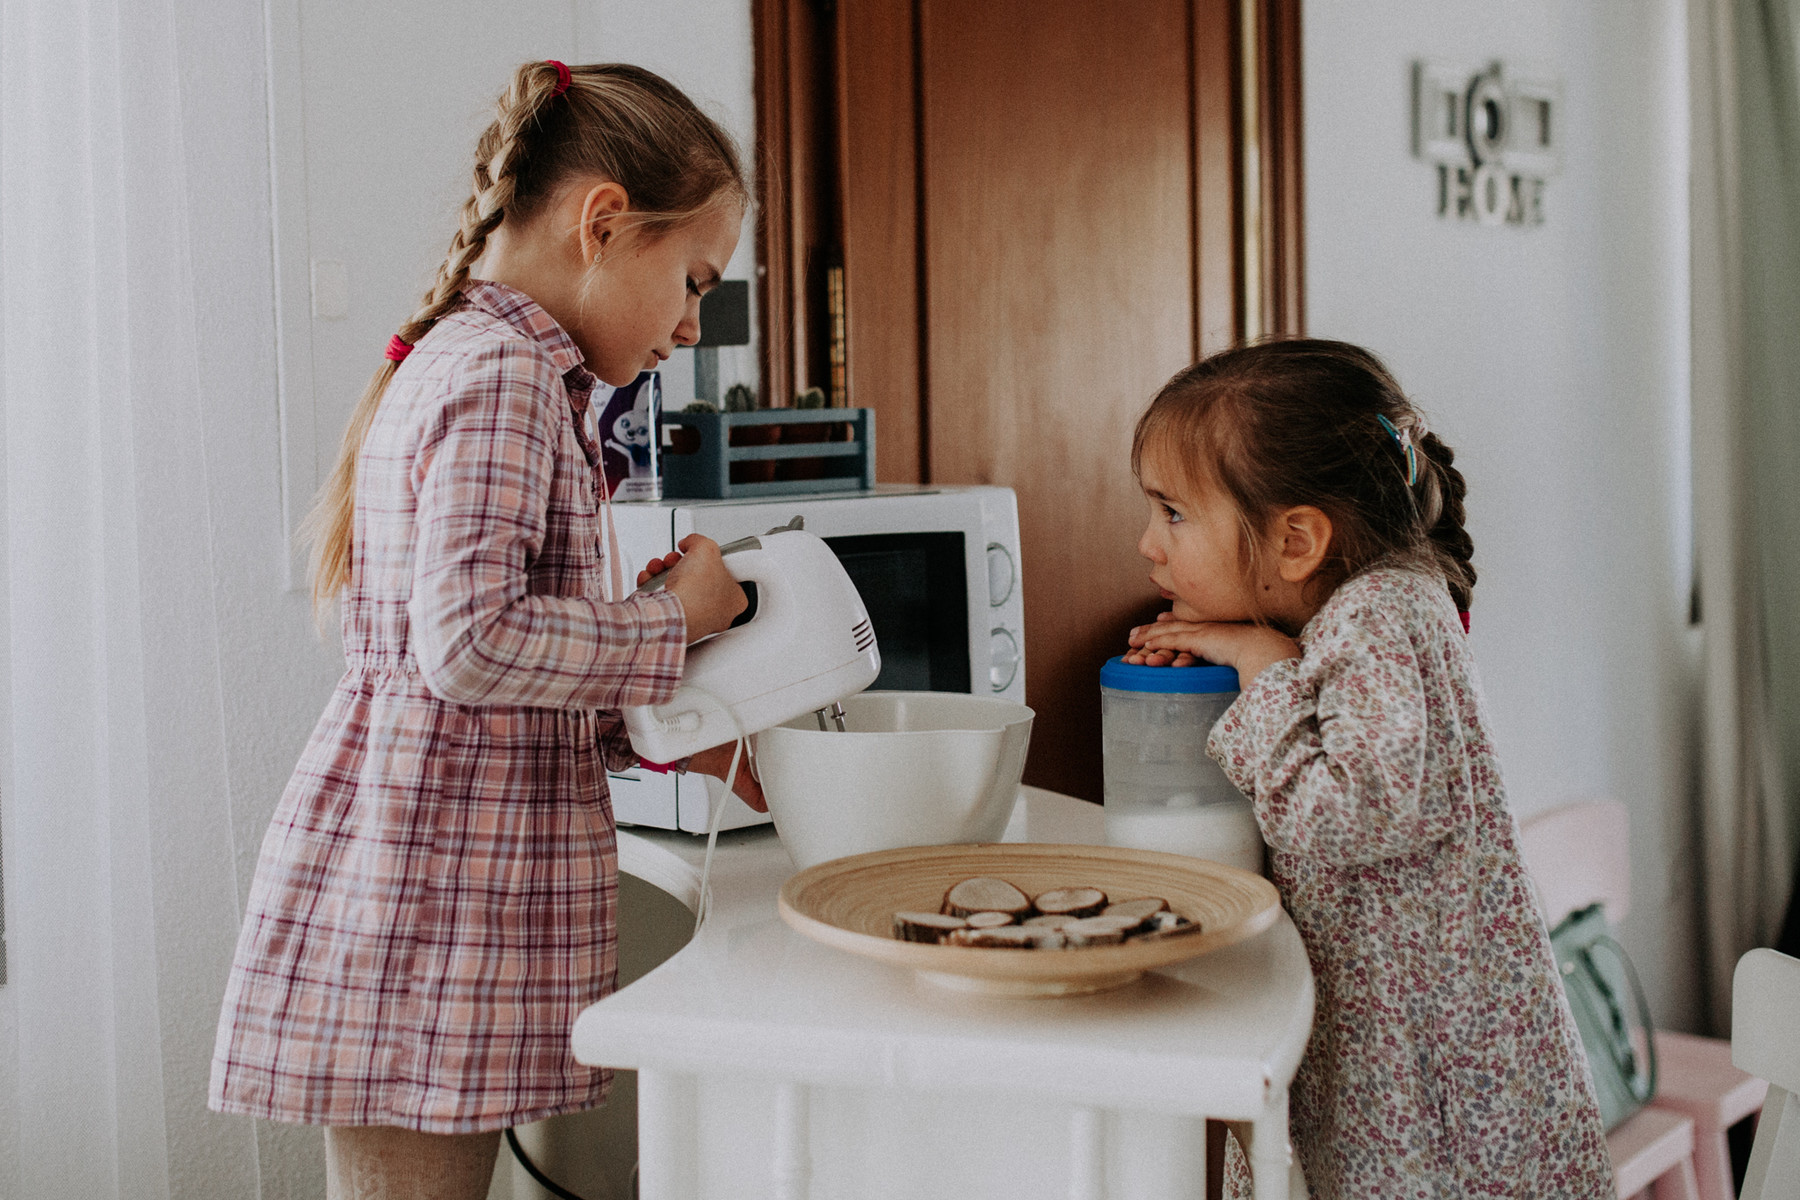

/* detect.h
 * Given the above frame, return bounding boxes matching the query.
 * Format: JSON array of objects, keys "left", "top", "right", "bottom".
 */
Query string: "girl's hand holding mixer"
[
  {"left": 638, "top": 535, "right": 766, "bottom": 811},
  {"left": 637, "top": 533, "right": 746, "bottom": 640}
]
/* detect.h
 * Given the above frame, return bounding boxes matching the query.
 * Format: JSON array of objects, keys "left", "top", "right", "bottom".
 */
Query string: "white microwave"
[{"left": 606, "top": 485, "right": 1025, "bottom": 833}]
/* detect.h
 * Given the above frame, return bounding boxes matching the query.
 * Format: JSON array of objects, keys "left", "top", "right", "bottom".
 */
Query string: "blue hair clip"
[{"left": 1376, "top": 414, "right": 1419, "bottom": 486}]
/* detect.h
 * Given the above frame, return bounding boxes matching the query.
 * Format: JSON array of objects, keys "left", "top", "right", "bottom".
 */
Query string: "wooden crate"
[{"left": 660, "top": 408, "right": 876, "bottom": 499}]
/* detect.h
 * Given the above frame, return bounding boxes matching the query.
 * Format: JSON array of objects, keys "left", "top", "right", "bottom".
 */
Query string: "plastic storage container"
[{"left": 1100, "top": 656, "right": 1264, "bottom": 873}]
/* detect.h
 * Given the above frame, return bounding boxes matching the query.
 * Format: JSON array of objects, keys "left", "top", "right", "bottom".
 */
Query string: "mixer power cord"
[
  {"left": 677, "top": 680, "right": 757, "bottom": 935},
  {"left": 505, "top": 1126, "right": 597, "bottom": 1200},
  {"left": 505, "top": 694, "right": 761, "bottom": 1200}
]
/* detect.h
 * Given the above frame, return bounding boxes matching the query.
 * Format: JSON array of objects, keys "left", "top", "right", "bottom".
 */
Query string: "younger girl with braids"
[
  {"left": 1124, "top": 340, "right": 1614, "bottom": 1199},
  {"left": 210, "top": 61, "right": 758, "bottom": 1196}
]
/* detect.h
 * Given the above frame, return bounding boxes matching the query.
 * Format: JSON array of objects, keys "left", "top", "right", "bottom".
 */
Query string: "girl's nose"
[
  {"left": 1138, "top": 525, "right": 1164, "bottom": 563},
  {"left": 673, "top": 300, "right": 701, "bottom": 347}
]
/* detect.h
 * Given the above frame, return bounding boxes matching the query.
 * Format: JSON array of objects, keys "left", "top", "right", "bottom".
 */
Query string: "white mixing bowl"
[{"left": 753, "top": 691, "right": 1036, "bottom": 870}]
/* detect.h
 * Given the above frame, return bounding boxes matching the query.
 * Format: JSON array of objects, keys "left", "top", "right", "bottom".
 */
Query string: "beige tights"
[{"left": 324, "top": 1126, "right": 501, "bottom": 1200}]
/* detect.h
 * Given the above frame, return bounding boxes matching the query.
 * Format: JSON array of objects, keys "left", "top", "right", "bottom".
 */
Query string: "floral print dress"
[{"left": 1208, "top": 566, "right": 1614, "bottom": 1199}]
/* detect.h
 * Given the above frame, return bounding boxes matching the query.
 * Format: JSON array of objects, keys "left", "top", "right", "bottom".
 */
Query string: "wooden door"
[{"left": 757, "top": 0, "right": 1302, "bottom": 801}]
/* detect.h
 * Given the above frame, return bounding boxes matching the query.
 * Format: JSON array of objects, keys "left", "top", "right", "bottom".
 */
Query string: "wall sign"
[{"left": 1412, "top": 61, "right": 1561, "bottom": 226}]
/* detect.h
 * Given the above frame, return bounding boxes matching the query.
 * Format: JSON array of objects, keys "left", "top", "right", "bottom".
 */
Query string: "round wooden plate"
[{"left": 778, "top": 842, "right": 1281, "bottom": 996}]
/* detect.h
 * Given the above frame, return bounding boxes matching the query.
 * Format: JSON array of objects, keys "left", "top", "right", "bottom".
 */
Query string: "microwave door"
[{"left": 822, "top": 531, "right": 971, "bottom": 694}]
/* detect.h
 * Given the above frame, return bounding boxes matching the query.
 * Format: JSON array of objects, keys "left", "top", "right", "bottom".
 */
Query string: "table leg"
[
  {"left": 1069, "top": 1106, "right": 1105, "bottom": 1200},
  {"left": 637, "top": 1070, "right": 699, "bottom": 1200},
  {"left": 773, "top": 1083, "right": 812, "bottom": 1200},
  {"left": 1246, "top": 1092, "right": 1297, "bottom": 1200}
]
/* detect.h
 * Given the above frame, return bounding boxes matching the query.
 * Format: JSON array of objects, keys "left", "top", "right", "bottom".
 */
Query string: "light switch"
[{"left": 311, "top": 259, "right": 349, "bottom": 320}]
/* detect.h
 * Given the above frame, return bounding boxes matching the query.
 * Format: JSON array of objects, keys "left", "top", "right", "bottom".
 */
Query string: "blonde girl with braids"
[
  {"left": 209, "top": 61, "right": 759, "bottom": 1196},
  {"left": 1124, "top": 340, "right": 1614, "bottom": 1199}
]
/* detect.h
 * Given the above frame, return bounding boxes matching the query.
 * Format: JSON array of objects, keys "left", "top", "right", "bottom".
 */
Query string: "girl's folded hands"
[{"left": 1125, "top": 611, "right": 1300, "bottom": 685}]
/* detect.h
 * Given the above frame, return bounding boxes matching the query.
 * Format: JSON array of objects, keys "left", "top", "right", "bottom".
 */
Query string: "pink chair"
[{"left": 1518, "top": 801, "right": 1701, "bottom": 1200}]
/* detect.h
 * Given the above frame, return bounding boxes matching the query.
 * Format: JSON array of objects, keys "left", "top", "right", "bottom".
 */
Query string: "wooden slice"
[
  {"left": 1033, "top": 887, "right": 1108, "bottom": 918},
  {"left": 1062, "top": 915, "right": 1141, "bottom": 946},
  {"left": 1102, "top": 897, "right": 1169, "bottom": 932},
  {"left": 963, "top": 911, "right": 1017, "bottom": 929},
  {"left": 943, "top": 876, "right": 1032, "bottom": 918},
  {"left": 948, "top": 925, "right": 1046, "bottom": 949},
  {"left": 894, "top": 911, "right": 967, "bottom": 943},
  {"left": 1023, "top": 914, "right": 1076, "bottom": 930},
  {"left": 1136, "top": 912, "right": 1203, "bottom": 941}
]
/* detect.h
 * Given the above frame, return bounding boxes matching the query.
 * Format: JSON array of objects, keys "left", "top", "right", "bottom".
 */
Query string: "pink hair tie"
[
  {"left": 384, "top": 334, "right": 413, "bottom": 363},
  {"left": 548, "top": 59, "right": 572, "bottom": 97},
  {"left": 1459, "top": 611, "right": 1471, "bottom": 634}
]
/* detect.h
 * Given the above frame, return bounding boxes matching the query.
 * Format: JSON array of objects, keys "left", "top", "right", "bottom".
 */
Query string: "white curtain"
[
  {"left": 1688, "top": 0, "right": 1800, "bottom": 1032},
  {"left": 1, "top": 0, "right": 265, "bottom": 1194}
]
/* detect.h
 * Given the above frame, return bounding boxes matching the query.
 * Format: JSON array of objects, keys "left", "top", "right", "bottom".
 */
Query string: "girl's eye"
[
  {"left": 1162, "top": 504, "right": 1184, "bottom": 524},
  {"left": 686, "top": 278, "right": 702, "bottom": 297}
]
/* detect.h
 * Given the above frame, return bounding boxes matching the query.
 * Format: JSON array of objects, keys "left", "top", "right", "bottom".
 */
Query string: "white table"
[{"left": 583, "top": 788, "right": 1314, "bottom": 1200}]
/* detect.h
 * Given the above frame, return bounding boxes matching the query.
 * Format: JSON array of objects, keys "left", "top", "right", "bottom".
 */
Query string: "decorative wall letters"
[{"left": 1412, "top": 61, "right": 1561, "bottom": 227}]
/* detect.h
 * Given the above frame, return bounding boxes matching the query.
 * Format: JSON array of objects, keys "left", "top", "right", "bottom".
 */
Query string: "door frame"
[{"left": 752, "top": 0, "right": 1304, "bottom": 479}]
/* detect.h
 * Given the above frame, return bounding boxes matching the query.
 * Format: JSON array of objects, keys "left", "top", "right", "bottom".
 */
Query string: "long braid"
[
  {"left": 399, "top": 65, "right": 560, "bottom": 343},
  {"left": 1416, "top": 430, "right": 1476, "bottom": 611},
  {"left": 303, "top": 62, "right": 572, "bottom": 607}
]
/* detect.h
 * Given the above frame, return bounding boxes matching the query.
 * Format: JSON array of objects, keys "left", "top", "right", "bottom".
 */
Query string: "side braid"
[
  {"left": 303, "top": 62, "right": 567, "bottom": 607},
  {"left": 397, "top": 65, "right": 561, "bottom": 343},
  {"left": 1415, "top": 430, "right": 1476, "bottom": 611}
]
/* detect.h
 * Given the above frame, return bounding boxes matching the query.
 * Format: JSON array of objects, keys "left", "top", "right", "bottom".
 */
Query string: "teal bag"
[{"left": 1550, "top": 902, "right": 1657, "bottom": 1130}]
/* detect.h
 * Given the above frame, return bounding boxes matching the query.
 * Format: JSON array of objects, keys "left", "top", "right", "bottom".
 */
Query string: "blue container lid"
[{"left": 1100, "top": 655, "right": 1239, "bottom": 694}]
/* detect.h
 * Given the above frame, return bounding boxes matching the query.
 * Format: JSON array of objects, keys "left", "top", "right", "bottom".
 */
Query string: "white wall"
[{"left": 1303, "top": 0, "right": 1702, "bottom": 1029}]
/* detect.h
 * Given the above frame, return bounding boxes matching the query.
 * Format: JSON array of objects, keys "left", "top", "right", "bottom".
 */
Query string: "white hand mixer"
[{"left": 622, "top": 517, "right": 881, "bottom": 762}]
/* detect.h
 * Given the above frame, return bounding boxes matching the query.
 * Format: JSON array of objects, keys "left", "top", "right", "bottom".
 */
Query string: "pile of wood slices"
[{"left": 893, "top": 877, "right": 1198, "bottom": 949}]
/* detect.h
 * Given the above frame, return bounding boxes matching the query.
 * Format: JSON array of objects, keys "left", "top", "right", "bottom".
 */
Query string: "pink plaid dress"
[{"left": 209, "top": 281, "right": 687, "bottom": 1133}]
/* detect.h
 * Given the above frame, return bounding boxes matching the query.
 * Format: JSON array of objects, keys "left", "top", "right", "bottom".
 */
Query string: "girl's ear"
[
  {"left": 1274, "top": 505, "right": 1332, "bottom": 583},
  {"left": 577, "top": 180, "right": 632, "bottom": 264}
]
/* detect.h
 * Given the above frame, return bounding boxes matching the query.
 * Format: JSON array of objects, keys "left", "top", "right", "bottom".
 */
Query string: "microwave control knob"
[
  {"left": 989, "top": 627, "right": 1020, "bottom": 692},
  {"left": 986, "top": 542, "right": 1015, "bottom": 607}
]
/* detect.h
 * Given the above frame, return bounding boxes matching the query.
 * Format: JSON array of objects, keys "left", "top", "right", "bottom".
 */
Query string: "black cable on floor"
[{"left": 505, "top": 1127, "right": 591, "bottom": 1200}]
